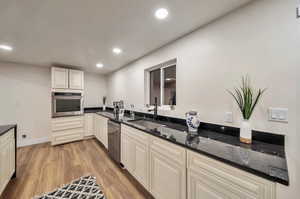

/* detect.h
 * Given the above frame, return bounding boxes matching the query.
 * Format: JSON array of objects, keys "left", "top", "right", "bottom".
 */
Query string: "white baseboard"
[{"left": 17, "top": 137, "right": 50, "bottom": 148}]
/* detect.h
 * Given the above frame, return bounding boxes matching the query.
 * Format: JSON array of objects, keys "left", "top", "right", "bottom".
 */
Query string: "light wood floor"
[{"left": 1, "top": 139, "right": 154, "bottom": 199}]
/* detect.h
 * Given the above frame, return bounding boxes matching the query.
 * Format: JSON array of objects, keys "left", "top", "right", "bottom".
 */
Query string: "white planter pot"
[{"left": 240, "top": 120, "right": 252, "bottom": 144}]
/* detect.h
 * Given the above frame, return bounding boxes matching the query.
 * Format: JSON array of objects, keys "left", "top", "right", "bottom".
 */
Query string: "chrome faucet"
[{"left": 148, "top": 97, "right": 158, "bottom": 120}]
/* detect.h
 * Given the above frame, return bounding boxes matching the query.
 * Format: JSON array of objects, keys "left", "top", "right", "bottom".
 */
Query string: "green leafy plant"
[{"left": 227, "top": 76, "right": 266, "bottom": 120}]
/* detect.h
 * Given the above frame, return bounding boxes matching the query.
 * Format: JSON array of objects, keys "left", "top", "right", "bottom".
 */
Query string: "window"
[
  {"left": 149, "top": 60, "right": 176, "bottom": 106},
  {"left": 150, "top": 68, "right": 161, "bottom": 105}
]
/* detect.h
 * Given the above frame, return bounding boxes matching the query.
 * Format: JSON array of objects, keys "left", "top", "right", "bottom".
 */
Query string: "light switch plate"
[{"left": 268, "top": 108, "right": 288, "bottom": 123}]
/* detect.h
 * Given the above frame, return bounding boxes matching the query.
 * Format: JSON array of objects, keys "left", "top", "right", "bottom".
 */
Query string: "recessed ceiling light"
[
  {"left": 155, "top": 8, "right": 169, "bottom": 20},
  {"left": 112, "top": 47, "right": 122, "bottom": 54},
  {"left": 96, "top": 63, "right": 104, "bottom": 68},
  {"left": 0, "top": 44, "right": 13, "bottom": 51}
]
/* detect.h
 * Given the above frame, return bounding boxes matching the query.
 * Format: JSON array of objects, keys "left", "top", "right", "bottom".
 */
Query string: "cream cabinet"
[
  {"left": 119, "top": 124, "right": 277, "bottom": 199},
  {"left": 121, "top": 132, "right": 135, "bottom": 173},
  {"left": 94, "top": 114, "right": 108, "bottom": 149},
  {"left": 121, "top": 125, "right": 150, "bottom": 189},
  {"left": 187, "top": 150, "right": 276, "bottom": 199},
  {"left": 100, "top": 117, "right": 108, "bottom": 149},
  {"left": 51, "top": 116, "right": 84, "bottom": 145},
  {"left": 149, "top": 136, "right": 186, "bottom": 199},
  {"left": 51, "top": 67, "right": 68, "bottom": 89},
  {"left": 94, "top": 115, "right": 101, "bottom": 141},
  {"left": 69, "top": 69, "right": 84, "bottom": 90},
  {"left": 0, "top": 129, "right": 15, "bottom": 195},
  {"left": 121, "top": 124, "right": 186, "bottom": 197},
  {"left": 84, "top": 113, "right": 94, "bottom": 136},
  {"left": 51, "top": 67, "right": 84, "bottom": 90}
]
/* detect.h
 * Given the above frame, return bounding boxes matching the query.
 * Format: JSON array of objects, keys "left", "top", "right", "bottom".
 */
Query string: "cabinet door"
[
  {"left": 93, "top": 116, "right": 101, "bottom": 142},
  {"left": 69, "top": 69, "right": 84, "bottom": 90},
  {"left": 9, "top": 138, "right": 15, "bottom": 177},
  {"left": 133, "top": 140, "right": 149, "bottom": 189},
  {"left": 0, "top": 141, "right": 10, "bottom": 194},
  {"left": 149, "top": 137, "right": 186, "bottom": 199},
  {"left": 0, "top": 130, "right": 15, "bottom": 195},
  {"left": 121, "top": 133, "right": 135, "bottom": 174},
  {"left": 121, "top": 125, "right": 150, "bottom": 190},
  {"left": 100, "top": 117, "right": 108, "bottom": 149},
  {"left": 51, "top": 67, "right": 68, "bottom": 89},
  {"left": 84, "top": 114, "right": 94, "bottom": 136}
]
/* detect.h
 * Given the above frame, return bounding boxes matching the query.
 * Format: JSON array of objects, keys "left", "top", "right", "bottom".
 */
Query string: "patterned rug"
[{"left": 33, "top": 176, "right": 106, "bottom": 199}]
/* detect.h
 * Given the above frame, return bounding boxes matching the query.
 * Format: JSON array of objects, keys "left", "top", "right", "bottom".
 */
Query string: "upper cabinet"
[
  {"left": 51, "top": 67, "right": 84, "bottom": 90},
  {"left": 51, "top": 67, "right": 69, "bottom": 89},
  {"left": 69, "top": 69, "right": 84, "bottom": 90}
]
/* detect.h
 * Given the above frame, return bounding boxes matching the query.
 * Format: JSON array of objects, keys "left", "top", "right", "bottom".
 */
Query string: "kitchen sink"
[
  {"left": 127, "top": 119, "right": 165, "bottom": 130},
  {"left": 98, "top": 112, "right": 115, "bottom": 118}
]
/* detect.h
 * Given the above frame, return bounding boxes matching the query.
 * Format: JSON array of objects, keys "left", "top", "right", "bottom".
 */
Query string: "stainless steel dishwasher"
[{"left": 108, "top": 120, "right": 121, "bottom": 163}]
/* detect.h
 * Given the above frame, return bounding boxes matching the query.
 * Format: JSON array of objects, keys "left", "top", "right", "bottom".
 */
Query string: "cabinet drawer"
[
  {"left": 122, "top": 125, "right": 149, "bottom": 145},
  {"left": 187, "top": 150, "right": 276, "bottom": 199},
  {"left": 52, "top": 128, "right": 83, "bottom": 145},
  {"left": 0, "top": 129, "right": 14, "bottom": 146},
  {"left": 150, "top": 135, "right": 186, "bottom": 165},
  {"left": 52, "top": 116, "right": 84, "bottom": 131}
]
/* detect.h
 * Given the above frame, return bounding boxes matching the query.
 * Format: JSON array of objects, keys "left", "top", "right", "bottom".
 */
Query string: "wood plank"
[{"left": 0, "top": 139, "right": 154, "bottom": 199}]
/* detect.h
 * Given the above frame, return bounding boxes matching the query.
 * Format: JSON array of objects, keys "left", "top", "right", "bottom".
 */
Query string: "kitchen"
[{"left": 0, "top": 0, "right": 299, "bottom": 199}]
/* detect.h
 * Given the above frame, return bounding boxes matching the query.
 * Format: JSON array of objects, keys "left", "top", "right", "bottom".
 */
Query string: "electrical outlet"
[
  {"left": 225, "top": 112, "right": 233, "bottom": 123},
  {"left": 268, "top": 108, "right": 288, "bottom": 123}
]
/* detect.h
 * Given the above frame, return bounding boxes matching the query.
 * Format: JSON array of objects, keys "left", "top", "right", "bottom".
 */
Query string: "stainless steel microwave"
[{"left": 52, "top": 92, "right": 83, "bottom": 117}]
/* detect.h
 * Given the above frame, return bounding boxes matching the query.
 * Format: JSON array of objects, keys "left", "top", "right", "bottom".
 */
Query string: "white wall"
[
  {"left": 0, "top": 62, "right": 51, "bottom": 146},
  {"left": 107, "top": 0, "right": 299, "bottom": 197},
  {"left": 84, "top": 72, "right": 107, "bottom": 107},
  {"left": 0, "top": 62, "right": 107, "bottom": 146}
]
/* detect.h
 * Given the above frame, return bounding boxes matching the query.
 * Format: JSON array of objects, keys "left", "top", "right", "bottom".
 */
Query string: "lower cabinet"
[
  {"left": 149, "top": 136, "right": 186, "bottom": 199},
  {"left": 0, "top": 129, "right": 15, "bottom": 195},
  {"left": 121, "top": 125, "right": 150, "bottom": 189},
  {"left": 51, "top": 116, "right": 84, "bottom": 145},
  {"left": 94, "top": 115, "right": 101, "bottom": 141},
  {"left": 120, "top": 124, "right": 277, "bottom": 199},
  {"left": 84, "top": 113, "right": 94, "bottom": 136},
  {"left": 187, "top": 150, "right": 276, "bottom": 199},
  {"left": 94, "top": 114, "right": 108, "bottom": 148},
  {"left": 121, "top": 125, "right": 186, "bottom": 198}
]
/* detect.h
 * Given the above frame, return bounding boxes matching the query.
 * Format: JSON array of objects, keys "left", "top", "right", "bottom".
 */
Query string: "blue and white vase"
[{"left": 185, "top": 111, "right": 201, "bottom": 134}]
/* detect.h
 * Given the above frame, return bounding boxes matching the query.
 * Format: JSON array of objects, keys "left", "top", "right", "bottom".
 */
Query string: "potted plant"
[
  {"left": 102, "top": 96, "right": 107, "bottom": 111},
  {"left": 227, "top": 76, "right": 266, "bottom": 144}
]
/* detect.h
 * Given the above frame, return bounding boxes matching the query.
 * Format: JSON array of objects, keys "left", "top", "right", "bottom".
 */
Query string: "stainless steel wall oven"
[{"left": 52, "top": 92, "right": 83, "bottom": 117}]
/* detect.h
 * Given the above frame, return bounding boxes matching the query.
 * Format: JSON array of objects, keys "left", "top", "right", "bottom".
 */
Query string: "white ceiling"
[{"left": 0, "top": 0, "right": 252, "bottom": 74}]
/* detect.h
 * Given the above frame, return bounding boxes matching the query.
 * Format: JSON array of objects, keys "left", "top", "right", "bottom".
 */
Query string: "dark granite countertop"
[
  {"left": 0, "top": 124, "right": 17, "bottom": 136},
  {"left": 96, "top": 111, "right": 289, "bottom": 185}
]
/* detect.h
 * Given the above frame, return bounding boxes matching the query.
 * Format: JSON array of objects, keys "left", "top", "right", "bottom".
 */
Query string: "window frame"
[{"left": 147, "top": 60, "right": 176, "bottom": 108}]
